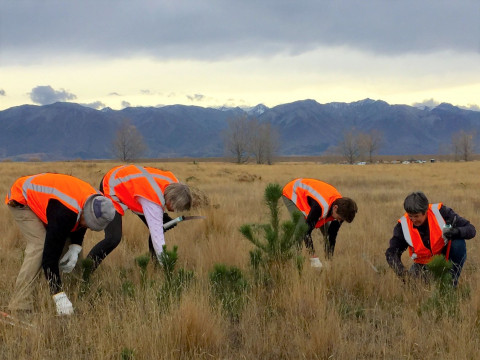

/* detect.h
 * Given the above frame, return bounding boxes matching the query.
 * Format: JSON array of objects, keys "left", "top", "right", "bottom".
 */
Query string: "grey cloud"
[
  {"left": 0, "top": 89, "right": 5, "bottom": 96},
  {"left": 460, "top": 104, "right": 480, "bottom": 112},
  {"left": 121, "top": 101, "right": 131, "bottom": 108},
  {"left": 187, "top": 94, "right": 205, "bottom": 102},
  {"left": 109, "top": 92, "right": 121, "bottom": 96},
  {"left": 81, "top": 101, "right": 106, "bottom": 110},
  {"left": 1, "top": 1, "right": 479, "bottom": 65},
  {"left": 29, "top": 85, "right": 76, "bottom": 105},
  {"left": 412, "top": 98, "right": 440, "bottom": 109},
  {"left": 414, "top": 98, "right": 480, "bottom": 112}
]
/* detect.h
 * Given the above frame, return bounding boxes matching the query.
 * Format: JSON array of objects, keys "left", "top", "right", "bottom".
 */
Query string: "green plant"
[
  {"left": 209, "top": 263, "right": 249, "bottom": 321},
  {"left": 79, "top": 257, "right": 95, "bottom": 297},
  {"left": 419, "top": 255, "right": 459, "bottom": 319},
  {"left": 157, "top": 245, "right": 195, "bottom": 306},
  {"left": 239, "top": 183, "right": 307, "bottom": 283},
  {"left": 135, "top": 254, "right": 150, "bottom": 289},
  {"left": 120, "top": 347, "right": 135, "bottom": 360},
  {"left": 158, "top": 245, "right": 178, "bottom": 283},
  {"left": 81, "top": 257, "right": 95, "bottom": 283},
  {"left": 121, "top": 280, "right": 135, "bottom": 298}
]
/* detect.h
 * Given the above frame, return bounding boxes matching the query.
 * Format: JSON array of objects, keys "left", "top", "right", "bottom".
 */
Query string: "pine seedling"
[
  {"left": 427, "top": 255, "right": 454, "bottom": 294},
  {"left": 81, "top": 257, "right": 95, "bottom": 283},
  {"left": 157, "top": 245, "right": 195, "bottom": 307},
  {"left": 79, "top": 257, "right": 95, "bottom": 297},
  {"left": 120, "top": 347, "right": 135, "bottom": 360},
  {"left": 240, "top": 183, "right": 307, "bottom": 283},
  {"left": 135, "top": 254, "right": 150, "bottom": 289},
  {"left": 419, "top": 255, "right": 459, "bottom": 319},
  {"left": 209, "top": 263, "right": 249, "bottom": 321},
  {"left": 158, "top": 245, "right": 178, "bottom": 284}
]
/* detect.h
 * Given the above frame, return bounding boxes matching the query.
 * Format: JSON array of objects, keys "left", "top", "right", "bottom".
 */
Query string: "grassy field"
[{"left": 1, "top": 160, "right": 480, "bottom": 359}]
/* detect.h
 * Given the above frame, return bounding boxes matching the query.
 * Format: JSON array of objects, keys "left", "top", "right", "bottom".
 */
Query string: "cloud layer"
[{"left": 2, "top": 1, "right": 479, "bottom": 64}]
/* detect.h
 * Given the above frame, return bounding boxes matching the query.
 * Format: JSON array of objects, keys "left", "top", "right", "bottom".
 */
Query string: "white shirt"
[{"left": 137, "top": 196, "right": 165, "bottom": 259}]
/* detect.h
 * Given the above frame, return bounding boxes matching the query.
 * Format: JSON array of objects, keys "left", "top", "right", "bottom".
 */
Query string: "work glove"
[
  {"left": 443, "top": 227, "right": 460, "bottom": 240},
  {"left": 52, "top": 292, "right": 74, "bottom": 315},
  {"left": 163, "top": 212, "right": 177, "bottom": 232},
  {"left": 309, "top": 256, "right": 323, "bottom": 269},
  {"left": 59, "top": 244, "right": 82, "bottom": 273}
]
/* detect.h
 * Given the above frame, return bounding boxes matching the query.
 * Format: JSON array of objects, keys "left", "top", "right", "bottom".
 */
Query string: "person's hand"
[
  {"left": 309, "top": 256, "right": 323, "bottom": 269},
  {"left": 59, "top": 244, "right": 82, "bottom": 273},
  {"left": 52, "top": 292, "right": 74, "bottom": 315},
  {"left": 443, "top": 227, "right": 460, "bottom": 240},
  {"left": 163, "top": 212, "right": 177, "bottom": 232}
]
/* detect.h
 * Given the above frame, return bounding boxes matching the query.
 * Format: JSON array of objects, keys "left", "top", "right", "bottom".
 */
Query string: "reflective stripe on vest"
[
  {"left": 291, "top": 179, "right": 329, "bottom": 219},
  {"left": 107, "top": 165, "right": 174, "bottom": 210},
  {"left": 400, "top": 203, "right": 444, "bottom": 261},
  {"left": 22, "top": 174, "right": 83, "bottom": 222}
]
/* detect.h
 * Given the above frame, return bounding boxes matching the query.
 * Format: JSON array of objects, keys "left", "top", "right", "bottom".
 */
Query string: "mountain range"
[{"left": 0, "top": 99, "right": 479, "bottom": 161}]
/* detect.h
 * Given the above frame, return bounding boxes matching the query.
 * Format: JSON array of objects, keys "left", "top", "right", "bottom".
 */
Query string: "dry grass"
[{"left": 1, "top": 160, "right": 480, "bottom": 359}]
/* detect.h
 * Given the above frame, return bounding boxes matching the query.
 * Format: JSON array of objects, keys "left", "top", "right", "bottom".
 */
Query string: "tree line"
[{"left": 111, "top": 117, "right": 477, "bottom": 163}]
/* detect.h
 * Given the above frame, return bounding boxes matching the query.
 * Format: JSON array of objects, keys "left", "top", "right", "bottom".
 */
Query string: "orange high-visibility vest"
[
  {"left": 5, "top": 173, "right": 99, "bottom": 226},
  {"left": 102, "top": 165, "right": 178, "bottom": 215},
  {"left": 282, "top": 178, "right": 342, "bottom": 228},
  {"left": 399, "top": 203, "right": 447, "bottom": 264}
]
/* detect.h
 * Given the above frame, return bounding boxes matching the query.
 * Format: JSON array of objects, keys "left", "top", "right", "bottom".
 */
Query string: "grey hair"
[
  {"left": 164, "top": 183, "right": 192, "bottom": 211},
  {"left": 403, "top": 191, "right": 429, "bottom": 214}
]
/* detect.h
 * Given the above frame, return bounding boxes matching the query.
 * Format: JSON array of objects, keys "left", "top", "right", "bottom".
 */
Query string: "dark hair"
[
  {"left": 333, "top": 197, "right": 357, "bottom": 223},
  {"left": 403, "top": 191, "right": 429, "bottom": 214}
]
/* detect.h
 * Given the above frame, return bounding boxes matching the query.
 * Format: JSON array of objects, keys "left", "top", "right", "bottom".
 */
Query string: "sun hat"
[{"left": 83, "top": 194, "right": 115, "bottom": 231}]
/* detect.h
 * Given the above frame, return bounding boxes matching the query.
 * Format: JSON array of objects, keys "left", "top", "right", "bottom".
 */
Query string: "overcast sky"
[{"left": 1, "top": 0, "right": 479, "bottom": 111}]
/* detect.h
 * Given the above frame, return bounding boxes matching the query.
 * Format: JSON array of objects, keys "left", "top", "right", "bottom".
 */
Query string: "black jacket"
[
  {"left": 42, "top": 199, "right": 86, "bottom": 294},
  {"left": 306, "top": 197, "right": 342, "bottom": 256},
  {"left": 385, "top": 205, "right": 476, "bottom": 276}
]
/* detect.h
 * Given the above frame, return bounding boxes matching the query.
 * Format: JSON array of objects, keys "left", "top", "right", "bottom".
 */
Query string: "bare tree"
[
  {"left": 338, "top": 130, "right": 360, "bottom": 164},
  {"left": 112, "top": 119, "right": 147, "bottom": 162},
  {"left": 223, "top": 115, "right": 280, "bottom": 164},
  {"left": 452, "top": 130, "right": 475, "bottom": 161},
  {"left": 250, "top": 119, "right": 280, "bottom": 164},
  {"left": 358, "top": 129, "right": 383, "bottom": 163},
  {"left": 263, "top": 122, "right": 280, "bottom": 165},
  {"left": 223, "top": 115, "right": 251, "bottom": 164}
]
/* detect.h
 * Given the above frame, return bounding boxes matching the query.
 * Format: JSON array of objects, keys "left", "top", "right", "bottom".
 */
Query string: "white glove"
[
  {"left": 59, "top": 244, "right": 82, "bottom": 273},
  {"left": 310, "top": 257, "right": 323, "bottom": 269},
  {"left": 52, "top": 292, "right": 74, "bottom": 315}
]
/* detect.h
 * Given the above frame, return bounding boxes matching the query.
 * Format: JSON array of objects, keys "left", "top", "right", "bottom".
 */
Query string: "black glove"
[
  {"left": 443, "top": 227, "right": 460, "bottom": 240},
  {"left": 163, "top": 212, "right": 177, "bottom": 232}
]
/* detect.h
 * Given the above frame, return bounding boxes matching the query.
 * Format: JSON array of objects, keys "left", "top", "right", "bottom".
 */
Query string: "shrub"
[{"left": 209, "top": 263, "right": 248, "bottom": 321}]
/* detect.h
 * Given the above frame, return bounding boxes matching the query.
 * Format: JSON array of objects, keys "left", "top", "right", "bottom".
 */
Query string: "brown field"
[{"left": 1, "top": 160, "right": 480, "bottom": 359}]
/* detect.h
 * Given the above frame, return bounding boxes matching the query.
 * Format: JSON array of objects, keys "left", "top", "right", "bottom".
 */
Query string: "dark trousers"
[{"left": 86, "top": 211, "right": 155, "bottom": 271}]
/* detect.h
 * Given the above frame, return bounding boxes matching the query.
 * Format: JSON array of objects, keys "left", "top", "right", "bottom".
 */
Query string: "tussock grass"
[{"left": 1, "top": 160, "right": 480, "bottom": 359}]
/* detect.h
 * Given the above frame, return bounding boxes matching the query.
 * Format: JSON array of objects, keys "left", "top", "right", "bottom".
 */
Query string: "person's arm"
[
  {"left": 385, "top": 223, "right": 409, "bottom": 277},
  {"left": 137, "top": 196, "right": 166, "bottom": 259},
  {"left": 43, "top": 200, "right": 85, "bottom": 294},
  {"left": 306, "top": 197, "right": 322, "bottom": 235},
  {"left": 325, "top": 220, "right": 342, "bottom": 258},
  {"left": 440, "top": 205, "right": 476, "bottom": 240}
]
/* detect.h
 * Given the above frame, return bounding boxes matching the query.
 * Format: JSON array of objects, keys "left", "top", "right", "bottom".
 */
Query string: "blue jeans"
[
  {"left": 448, "top": 239, "right": 467, "bottom": 287},
  {"left": 409, "top": 239, "right": 467, "bottom": 287}
]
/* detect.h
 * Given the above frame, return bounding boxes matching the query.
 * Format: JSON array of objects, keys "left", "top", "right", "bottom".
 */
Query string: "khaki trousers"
[{"left": 8, "top": 205, "right": 46, "bottom": 312}]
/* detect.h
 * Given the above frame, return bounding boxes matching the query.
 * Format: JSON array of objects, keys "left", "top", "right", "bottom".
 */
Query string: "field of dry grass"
[{"left": 1, "top": 160, "right": 480, "bottom": 359}]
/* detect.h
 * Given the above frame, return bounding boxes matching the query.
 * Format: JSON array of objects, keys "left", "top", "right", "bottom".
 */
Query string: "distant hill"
[{"left": 0, "top": 99, "right": 479, "bottom": 160}]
